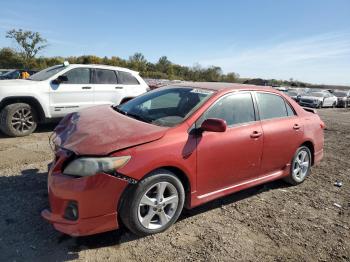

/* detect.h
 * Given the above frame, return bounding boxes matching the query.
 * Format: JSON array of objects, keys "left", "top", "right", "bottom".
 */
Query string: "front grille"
[{"left": 300, "top": 98, "right": 314, "bottom": 103}]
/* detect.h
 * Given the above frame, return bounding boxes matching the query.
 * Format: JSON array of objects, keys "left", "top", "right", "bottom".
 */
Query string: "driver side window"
[
  {"left": 62, "top": 68, "right": 91, "bottom": 84},
  {"left": 197, "top": 92, "right": 256, "bottom": 127}
]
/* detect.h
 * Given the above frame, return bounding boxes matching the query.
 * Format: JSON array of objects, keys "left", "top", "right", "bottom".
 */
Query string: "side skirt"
[{"left": 191, "top": 168, "right": 288, "bottom": 208}]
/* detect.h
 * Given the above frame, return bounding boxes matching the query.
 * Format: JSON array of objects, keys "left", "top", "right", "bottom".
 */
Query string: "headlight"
[{"left": 63, "top": 156, "right": 131, "bottom": 177}]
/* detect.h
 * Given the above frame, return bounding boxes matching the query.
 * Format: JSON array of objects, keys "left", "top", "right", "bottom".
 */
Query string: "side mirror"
[
  {"left": 200, "top": 118, "right": 227, "bottom": 132},
  {"left": 52, "top": 75, "right": 68, "bottom": 85}
]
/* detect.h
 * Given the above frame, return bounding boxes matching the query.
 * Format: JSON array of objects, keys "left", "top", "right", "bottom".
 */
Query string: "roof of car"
[
  {"left": 174, "top": 81, "right": 275, "bottom": 92},
  {"left": 68, "top": 64, "right": 138, "bottom": 74}
]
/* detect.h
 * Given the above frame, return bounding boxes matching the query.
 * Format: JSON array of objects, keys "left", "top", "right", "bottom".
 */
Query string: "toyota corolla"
[{"left": 41, "top": 82, "right": 324, "bottom": 236}]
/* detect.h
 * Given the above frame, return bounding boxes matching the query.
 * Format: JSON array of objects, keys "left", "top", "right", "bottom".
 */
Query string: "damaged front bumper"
[{"left": 41, "top": 150, "right": 131, "bottom": 236}]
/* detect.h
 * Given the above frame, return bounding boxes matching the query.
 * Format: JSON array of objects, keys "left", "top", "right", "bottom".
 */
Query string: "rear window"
[
  {"left": 118, "top": 71, "right": 140, "bottom": 85},
  {"left": 256, "top": 93, "right": 289, "bottom": 120},
  {"left": 94, "top": 69, "right": 118, "bottom": 84}
]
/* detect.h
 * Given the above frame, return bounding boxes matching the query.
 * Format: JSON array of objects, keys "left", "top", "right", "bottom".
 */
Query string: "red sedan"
[{"left": 42, "top": 82, "right": 324, "bottom": 236}]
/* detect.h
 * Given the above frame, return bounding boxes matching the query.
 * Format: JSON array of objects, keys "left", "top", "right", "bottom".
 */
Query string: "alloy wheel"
[
  {"left": 11, "top": 107, "right": 34, "bottom": 133},
  {"left": 138, "top": 182, "right": 179, "bottom": 230},
  {"left": 292, "top": 150, "right": 310, "bottom": 182}
]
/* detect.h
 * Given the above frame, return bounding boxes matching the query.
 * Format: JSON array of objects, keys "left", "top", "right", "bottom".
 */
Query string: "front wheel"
[
  {"left": 284, "top": 146, "right": 312, "bottom": 185},
  {"left": 120, "top": 170, "right": 185, "bottom": 236},
  {"left": 0, "top": 103, "right": 37, "bottom": 137}
]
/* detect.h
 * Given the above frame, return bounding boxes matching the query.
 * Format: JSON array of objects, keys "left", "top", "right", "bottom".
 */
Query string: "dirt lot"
[{"left": 0, "top": 109, "right": 349, "bottom": 262}]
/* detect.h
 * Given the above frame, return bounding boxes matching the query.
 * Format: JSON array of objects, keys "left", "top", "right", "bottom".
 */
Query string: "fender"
[{"left": 0, "top": 96, "right": 48, "bottom": 121}]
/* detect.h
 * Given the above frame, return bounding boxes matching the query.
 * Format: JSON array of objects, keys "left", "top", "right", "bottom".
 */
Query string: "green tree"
[
  {"left": 0, "top": 48, "right": 24, "bottom": 68},
  {"left": 6, "top": 29, "right": 47, "bottom": 67},
  {"left": 156, "top": 56, "right": 171, "bottom": 74},
  {"left": 128, "top": 52, "right": 148, "bottom": 74}
]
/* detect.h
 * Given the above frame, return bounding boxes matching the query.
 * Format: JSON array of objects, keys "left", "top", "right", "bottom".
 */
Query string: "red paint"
[
  {"left": 200, "top": 118, "right": 227, "bottom": 132},
  {"left": 42, "top": 83, "right": 324, "bottom": 236}
]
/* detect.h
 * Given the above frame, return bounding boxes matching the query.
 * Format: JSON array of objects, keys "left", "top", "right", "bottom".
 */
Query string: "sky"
[{"left": 0, "top": 0, "right": 349, "bottom": 85}]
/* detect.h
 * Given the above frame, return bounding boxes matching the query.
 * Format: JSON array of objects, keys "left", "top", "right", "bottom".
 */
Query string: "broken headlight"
[{"left": 63, "top": 156, "right": 131, "bottom": 177}]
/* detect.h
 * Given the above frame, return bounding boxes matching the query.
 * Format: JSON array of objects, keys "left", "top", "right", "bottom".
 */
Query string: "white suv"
[{"left": 0, "top": 63, "right": 149, "bottom": 137}]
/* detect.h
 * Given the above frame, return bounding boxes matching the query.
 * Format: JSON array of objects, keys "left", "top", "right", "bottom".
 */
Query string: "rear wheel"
[
  {"left": 0, "top": 103, "right": 37, "bottom": 137},
  {"left": 284, "top": 146, "right": 312, "bottom": 185},
  {"left": 120, "top": 169, "right": 185, "bottom": 236}
]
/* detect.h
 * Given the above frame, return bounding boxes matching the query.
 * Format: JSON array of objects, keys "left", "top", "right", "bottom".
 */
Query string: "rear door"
[
  {"left": 49, "top": 67, "right": 93, "bottom": 117},
  {"left": 255, "top": 92, "right": 304, "bottom": 174},
  {"left": 92, "top": 68, "right": 124, "bottom": 106},
  {"left": 196, "top": 92, "right": 264, "bottom": 196}
]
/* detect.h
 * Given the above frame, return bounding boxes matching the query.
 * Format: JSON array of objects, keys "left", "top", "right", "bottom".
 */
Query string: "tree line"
[{"left": 1, "top": 28, "right": 327, "bottom": 88}]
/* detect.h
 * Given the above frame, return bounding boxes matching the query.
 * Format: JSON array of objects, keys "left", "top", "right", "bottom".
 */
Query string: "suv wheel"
[
  {"left": 120, "top": 169, "right": 185, "bottom": 236},
  {"left": 284, "top": 146, "right": 312, "bottom": 185},
  {"left": 0, "top": 103, "right": 38, "bottom": 137}
]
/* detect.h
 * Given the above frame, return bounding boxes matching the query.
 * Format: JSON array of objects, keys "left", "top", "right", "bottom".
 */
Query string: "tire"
[
  {"left": 0, "top": 103, "right": 38, "bottom": 137},
  {"left": 119, "top": 169, "right": 185, "bottom": 236},
  {"left": 284, "top": 146, "right": 312, "bottom": 186},
  {"left": 332, "top": 102, "right": 336, "bottom": 108}
]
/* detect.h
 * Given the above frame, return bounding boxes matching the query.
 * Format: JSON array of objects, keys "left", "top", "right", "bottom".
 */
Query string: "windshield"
[
  {"left": 307, "top": 92, "right": 325, "bottom": 97},
  {"left": 0, "top": 70, "right": 10, "bottom": 76},
  {"left": 28, "top": 65, "right": 66, "bottom": 81},
  {"left": 115, "top": 87, "right": 214, "bottom": 127},
  {"left": 333, "top": 92, "right": 347, "bottom": 97},
  {"left": 2, "top": 70, "right": 18, "bottom": 77}
]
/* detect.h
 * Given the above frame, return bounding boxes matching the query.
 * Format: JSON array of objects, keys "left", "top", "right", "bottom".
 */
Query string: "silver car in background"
[{"left": 299, "top": 91, "right": 338, "bottom": 108}]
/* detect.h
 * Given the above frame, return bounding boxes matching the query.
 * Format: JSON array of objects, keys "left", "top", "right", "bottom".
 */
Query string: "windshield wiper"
[
  {"left": 114, "top": 107, "right": 151, "bottom": 123},
  {"left": 126, "top": 112, "right": 151, "bottom": 123}
]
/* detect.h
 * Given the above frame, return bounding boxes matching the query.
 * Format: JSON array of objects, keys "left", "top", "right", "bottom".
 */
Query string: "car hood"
[{"left": 53, "top": 105, "right": 168, "bottom": 156}]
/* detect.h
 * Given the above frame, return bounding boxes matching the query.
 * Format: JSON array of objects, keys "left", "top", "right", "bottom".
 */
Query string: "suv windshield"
[
  {"left": 115, "top": 87, "right": 213, "bottom": 127},
  {"left": 28, "top": 65, "right": 66, "bottom": 81}
]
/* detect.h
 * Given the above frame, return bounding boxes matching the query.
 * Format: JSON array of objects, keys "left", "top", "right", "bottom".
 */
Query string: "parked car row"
[{"left": 283, "top": 88, "right": 350, "bottom": 108}]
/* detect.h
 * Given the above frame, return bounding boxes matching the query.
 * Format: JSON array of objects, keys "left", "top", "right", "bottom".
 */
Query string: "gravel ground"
[{"left": 0, "top": 109, "right": 349, "bottom": 262}]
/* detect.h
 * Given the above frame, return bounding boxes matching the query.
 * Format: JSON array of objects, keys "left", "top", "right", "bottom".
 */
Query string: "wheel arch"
[
  {"left": 0, "top": 96, "right": 46, "bottom": 122},
  {"left": 118, "top": 166, "right": 192, "bottom": 213},
  {"left": 300, "top": 141, "right": 315, "bottom": 165}
]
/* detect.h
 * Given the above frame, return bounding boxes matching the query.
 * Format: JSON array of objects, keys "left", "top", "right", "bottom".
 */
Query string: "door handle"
[
  {"left": 250, "top": 131, "right": 262, "bottom": 138},
  {"left": 115, "top": 86, "right": 123, "bottom": 89},
  {"left": 82, "top": 86, "right": 92, "bottom": 90},
  {"left": 293, "top": 124, "right": 301, "bottom": 130}
]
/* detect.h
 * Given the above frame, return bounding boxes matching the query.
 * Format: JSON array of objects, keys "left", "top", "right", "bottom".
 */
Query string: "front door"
[
  {"left": 196, "top": 92, "right": 263, "bottom": 196},
  {"left": 50, "top": 67, "right": 94, "bottom": 117}
]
